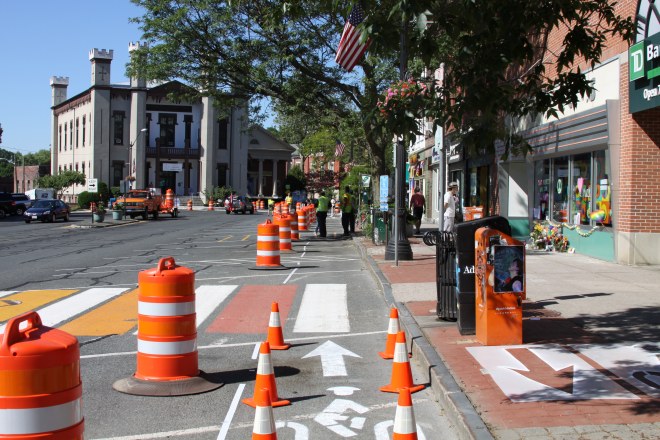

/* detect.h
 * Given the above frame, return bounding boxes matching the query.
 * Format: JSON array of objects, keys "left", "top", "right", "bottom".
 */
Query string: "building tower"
[
  {"left": 50, "top": 76, "right": 69, "bottom": 174},
  {"left": 89, "top": 49, "right": 113, "bottom": 182}
]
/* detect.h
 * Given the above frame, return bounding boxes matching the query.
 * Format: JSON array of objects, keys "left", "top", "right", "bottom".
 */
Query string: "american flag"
[
  {"left": 335, "top": 140, "right": 346, "bottom": 157},
  {"left": 335, "top": 4, "right": 372, "bottom": 72}
]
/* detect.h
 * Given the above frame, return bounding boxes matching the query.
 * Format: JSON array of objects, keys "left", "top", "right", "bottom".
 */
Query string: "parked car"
[
  {"left": 0, "top": 192, "right": 18, "bottom": 218},
  {"left": 11, "top": 193, "right": 32, "bottom": 215},
  {"left": 225, "top": 195, "right": 255, "bottom": 214},
  {"left": 24, "top": 199, "right": 70, "bottom": 223}
]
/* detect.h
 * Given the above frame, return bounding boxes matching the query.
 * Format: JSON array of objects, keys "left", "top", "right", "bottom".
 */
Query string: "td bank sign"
[{"left": 629, "top": 34, "right": 660, "bottom": 113}]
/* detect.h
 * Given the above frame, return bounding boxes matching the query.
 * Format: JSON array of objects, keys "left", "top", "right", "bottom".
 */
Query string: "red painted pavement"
[{"left": 206, "top": 284, "right": 297, "bottom": 333}]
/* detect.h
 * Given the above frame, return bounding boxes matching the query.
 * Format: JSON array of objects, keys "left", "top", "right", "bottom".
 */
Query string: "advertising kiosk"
[{"left": 474, "top": 227, "right": 526, "bottom": 345}]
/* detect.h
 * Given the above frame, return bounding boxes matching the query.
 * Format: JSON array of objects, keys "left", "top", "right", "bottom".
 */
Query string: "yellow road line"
[
  {"left": 0, "top": 290, "right": 79, "bottom": 322},
  {"left": 60, "top": 288, "right": 139, "bottom": 336},
  {"left": 217, "top": 235, "right": 233, "bottom": 242},
  {"left": 241, "top": 235, "right": 250, "bottom": 241}
]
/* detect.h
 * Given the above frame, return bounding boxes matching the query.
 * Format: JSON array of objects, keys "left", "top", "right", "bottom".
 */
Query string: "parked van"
[{"left": 25, "top": 188, "right": 55, "bottom": 200}]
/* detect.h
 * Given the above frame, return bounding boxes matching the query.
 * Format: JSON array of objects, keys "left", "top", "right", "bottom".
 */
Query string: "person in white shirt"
[{"left": 443, "top": 182, "right": 459, "bottom": 232}]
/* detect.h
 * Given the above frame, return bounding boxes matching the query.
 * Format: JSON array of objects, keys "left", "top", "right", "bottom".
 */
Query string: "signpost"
[{"left": 87, "top": 178, "right": 98, "bottom": 193}]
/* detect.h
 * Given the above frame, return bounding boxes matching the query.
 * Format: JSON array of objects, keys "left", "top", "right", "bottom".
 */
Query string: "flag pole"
[{"left": 384, "top": 10, "right": 413, "bottom": 263}]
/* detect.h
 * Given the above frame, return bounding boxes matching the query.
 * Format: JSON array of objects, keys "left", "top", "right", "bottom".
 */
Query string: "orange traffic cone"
[
  {"left": 243, "top": 342, "right": 290, "bottom": 408},
  {"left": 392, "top": 388, "right": 418, "bottom": 439},
  {"left": 380, "top": 331, "right": 425, "bottom": 394},
  {"left": 379, "top": 307, "right": 402, "bottom": 359},
  {"left": 251, "top": 387, "right": 278, "bottom": 440},
  {"left": 267, "top": 302, "right": 290, "bottom": 350}
]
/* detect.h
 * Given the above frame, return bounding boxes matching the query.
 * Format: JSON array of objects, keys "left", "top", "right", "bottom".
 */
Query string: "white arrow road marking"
[
  {"left": 302, "top": 340, "right": 361, "bottom": 376},
  {"left": 328, "top": 386, "right": 360, "bottom": 396},
  {"left": 467, "top": 344, "right": 639, "bottom": 402},
  {"left": 314, "top": 399, "right": 369, "bottom": 437},
  {"left": 275, "top": 421, "right": 309, "bottom": 440}
]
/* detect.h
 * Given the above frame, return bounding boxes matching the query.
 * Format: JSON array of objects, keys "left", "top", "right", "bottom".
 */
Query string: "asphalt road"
[{"left": 0, "top": 210, "right": 460, "bottom": 439}]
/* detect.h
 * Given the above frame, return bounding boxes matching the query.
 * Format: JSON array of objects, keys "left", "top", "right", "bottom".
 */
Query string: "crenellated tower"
[
  {"left": 128, "top": 42, "right": 148, "bottom": 186},
  {"left": 89, "top": 48, "right": 113, "bottom": 87}
]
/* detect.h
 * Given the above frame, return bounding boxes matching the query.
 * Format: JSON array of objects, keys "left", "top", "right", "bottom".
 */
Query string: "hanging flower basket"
[{"left": 376, "top": 79, "right": 432, "bottom": 138}]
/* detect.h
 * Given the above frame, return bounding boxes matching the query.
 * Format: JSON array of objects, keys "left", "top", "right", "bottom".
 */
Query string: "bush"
[
  {"left": 98, "top": 182, "right": 110, "bottom": 203},
  {"left": 203, "top": 186, "right": 234, "bottom": 206},
  {"left": 77, "top": 191, "right": 100, "bottom": 209}
]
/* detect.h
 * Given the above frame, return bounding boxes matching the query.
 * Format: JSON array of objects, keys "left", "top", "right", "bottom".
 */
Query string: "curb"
[{"left": 355, "top": 239, "right": 493, "bottom": 440}]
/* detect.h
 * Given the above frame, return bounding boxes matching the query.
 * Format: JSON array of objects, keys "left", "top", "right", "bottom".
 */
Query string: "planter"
[
  {"left": 93, "top": 213, "right": 105, "bottom": 223},
  {"left": 112, "top": 210, "right": 124, "bottom": 220}
]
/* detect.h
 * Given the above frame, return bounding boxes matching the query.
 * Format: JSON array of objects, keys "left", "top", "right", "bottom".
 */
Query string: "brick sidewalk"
[{"left": 358, "top": 233, "right": 660, "bottom": 440}]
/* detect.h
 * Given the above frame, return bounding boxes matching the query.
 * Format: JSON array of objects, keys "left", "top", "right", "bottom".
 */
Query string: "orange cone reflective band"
[
  {"left": 379, "top": 307, "right": 401, "bottom": 359},
  {"left": 393, "top": 388, "right": 418, "bottom": 439},
  {"left": 0, "top": 311, "right": 84, "bottom": 439},
  {"left": 256, "top": 220, "right": 281, "bottom": 267},
  {"left": 136, "top": 257, "right": 198, "bottom": 380},
  {"left": 243, "top": 342, "right": 290, "bottom": 408},
  {"left": 266, "top": 302, "right": 290, "bottom": 350},
  {"left": 380, "top": 332, "right": 425, "bottom": 393},
  {"left": 288, "top": 214, "right": 299, "bottom": 241},
  {"left": 282, "top": 203, "right": 289, "bottom": 215},
  {"left": 297, "top": 209, "right": 308, "bottom": 231},
  {"left": 275, "top": 216, "right": 292, "bottom": 252},
  {"left": 252, "top": 387, "right": 277, "bottom": 439}
]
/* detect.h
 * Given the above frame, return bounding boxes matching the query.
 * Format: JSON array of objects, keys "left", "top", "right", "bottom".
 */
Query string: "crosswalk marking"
[
  {"left": 0, "top": 288, "right": 127, "bottom": 334},
  {"left": 194, "top": 285, "right": 238, "bottom": 327},
  {"left": 294, "top": 284, "right": 349, "bottom": 333},
  {"left": 60, "top": 288, "right": 139, "bottom": 336},
  {"left": 206, "top": 285, "right": 297, "bottom": 334},
  {"left": 0, "top": 289, "right": 78, "bottom": 324}
]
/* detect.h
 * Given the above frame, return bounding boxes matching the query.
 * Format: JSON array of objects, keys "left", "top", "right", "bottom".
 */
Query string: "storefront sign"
[
  {"left": 162, "top": 163, "right": 183, "bottom": 172},
  {"left": 448, "top": 144, "right": 462, "bottom": 163},
  {"left": 629, "top": 32, "right": 660, "bottom": 113}
]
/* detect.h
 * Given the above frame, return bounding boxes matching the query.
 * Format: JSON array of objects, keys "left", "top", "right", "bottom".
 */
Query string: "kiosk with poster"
[{"left": 474, "top": 227, "right": 526, "bottom": 346}]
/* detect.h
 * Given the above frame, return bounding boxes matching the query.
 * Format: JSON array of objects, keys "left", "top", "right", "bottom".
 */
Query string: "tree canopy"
[
  {"left": 128, "top": 0, "right": 634, "bottom": 168},
  {"left": 37, "top": 171, "right": 86, "bottom": 199}
]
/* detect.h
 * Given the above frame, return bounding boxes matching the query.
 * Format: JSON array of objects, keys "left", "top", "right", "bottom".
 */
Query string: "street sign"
[
  {"left": 361, "top": 174, "right": 371, "bottom": 186},
  {"left": 87, "top": 178, "right": 98, "bottom": 193},
  {"left": 379, "top": 175, "right": 389, "bottom": 211}
]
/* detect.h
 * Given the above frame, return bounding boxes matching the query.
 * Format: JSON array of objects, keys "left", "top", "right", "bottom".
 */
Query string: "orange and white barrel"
[
  {"left": 275, "top": 215, "right": 292, "bottom": 252},
  {"left": 296, "top": 202, "right": 301, "bottom": 212},
  {"left": 163, "top": 189, "right": 174, "bottom": 210},
  {"left": 187, "top": 199, "right": 193, "bottom": 211},
  {"left": 257, "top": 220, "right": 281, "bottom": 267},
  {"left": 259, "top": 200, "right": 265, "bottom": 210},
  {"left": 0, "top": 311, "right": 84, "bottom": 439},
  {"left": 136, "top": 257, "right": 198, "bottom": 381},
  {"left": 288, "top": 213, "right": 299, "bottom": 241},
  {"left": 281, "top": 203, "right": 289, "bottom": 216},
  {"left": 297, "top": 209, "right": 308, "bottom": 231},
  {"left": 208, "top": 199, "right": 215, "bottom": 211}
]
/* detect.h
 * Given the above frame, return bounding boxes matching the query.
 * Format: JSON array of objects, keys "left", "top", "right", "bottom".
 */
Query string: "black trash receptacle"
[
  {"left": 435, "top": 231, "right": 457, "bottom": 320},
  {"left": 455, "top": 216, "right": 511, "bottom": 335}
]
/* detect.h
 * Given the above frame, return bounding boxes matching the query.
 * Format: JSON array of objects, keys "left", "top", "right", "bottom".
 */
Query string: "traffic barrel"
[
  {"left": 113, "top": 257, "right": 221, "bottom": 396},
  {"left": 380, "top": 331, "right": 425, "bottom": 394},
  {"left": 208, "top": 198, "right": 215, "bottom": 211},
  {"left": 163, "top": 189, "right": 174, "bottom": 210},
  {"left": 392, "top": 388, "right": 419, "bottom": 439},
  {"left": 249, "top": 220, "right": 288, "bottom": 271},
  {"left": 259, "top": 200, "right": 265, "bottom": 210},
  {"left": 275, "top": 215, "right": 292, "bottom": 252},
  {"left": 288, "top": 213, "right": 299, "bottom": 241},
  {"left": 297, "top": 209, "right": 308, "bottom": 231},
  {"left": 281, "top": 203, "right": 289, "bottom": 216},
  {"left": 0, "top": 311, "right": 84, "bottom": 439},
  {"left": 187, "top": 199, "right": 193, "bottom": 211}
]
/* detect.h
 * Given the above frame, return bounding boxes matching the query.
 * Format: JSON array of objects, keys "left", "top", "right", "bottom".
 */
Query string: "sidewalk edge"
[{"left": 355, "top": 239, "right": 493, "bottom": 440}]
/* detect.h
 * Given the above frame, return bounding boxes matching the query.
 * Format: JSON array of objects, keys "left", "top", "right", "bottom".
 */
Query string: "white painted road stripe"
[
  {"left": 217, "top": 384, "right": 245, "bottom": 440},
  {"left": 0, "top": 287, "right": 127, "bottom": 334},
  {"left": 195, "top": 285, "right": 237, "bottom": 327},
  {"left": 293, "top": 284, "right": 349, "bottom": 333}
]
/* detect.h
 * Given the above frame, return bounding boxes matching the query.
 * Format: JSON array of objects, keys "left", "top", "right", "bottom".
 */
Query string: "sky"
[{"left": 0, "top": 1, "right": 147, "bottom": 155}]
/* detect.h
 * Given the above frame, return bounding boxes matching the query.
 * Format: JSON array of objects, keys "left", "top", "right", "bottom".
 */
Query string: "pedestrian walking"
[
  {"left": 443, "top": 182, "right": 459, "bottom": 232},
  {"left": 341, "top": 186, "right": 354, "bottom": 236},
  {"left": 409, "top": 187, "right": 426, "bottom": 235}
]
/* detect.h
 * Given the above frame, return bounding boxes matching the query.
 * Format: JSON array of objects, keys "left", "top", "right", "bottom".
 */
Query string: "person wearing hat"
[{"left": 443, "top": 182, "right": 459, "bottom": 232}]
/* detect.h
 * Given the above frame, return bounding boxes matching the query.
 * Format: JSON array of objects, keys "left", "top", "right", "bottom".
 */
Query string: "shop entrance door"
[{"left": 159, "top": 172, "right": 177, "bottom": 194}]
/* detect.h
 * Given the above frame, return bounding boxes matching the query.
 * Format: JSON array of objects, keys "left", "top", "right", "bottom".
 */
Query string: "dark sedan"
[{"left": 24, "top": 199, "right": 70, "bottom": 223}]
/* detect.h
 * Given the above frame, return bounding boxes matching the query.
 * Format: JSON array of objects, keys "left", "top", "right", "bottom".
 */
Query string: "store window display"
[
  {"left": 552, "top": 157, "right": 569, "bottom": 222},
  {"left": 572, "top": 153, "right": 591, "bottom": 225},
  {"left": 533, "top": 160, "right": 550, "bottom": 220}
]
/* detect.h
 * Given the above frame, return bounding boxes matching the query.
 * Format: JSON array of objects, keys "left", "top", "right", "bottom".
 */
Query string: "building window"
[
  {"left": 75, "top": 163, "right": 79, "bottom": 172},
  {"left": 218, "top": 163, "right": 228, "bottom": 187},
  {"left": 218, "top": 118, "right": 228, "bottom": 149},
  {"left": 82, "top": 116, "right": 86, "bottom": 147},
  {"left": 112, "top": 161, "right": 124, "bottom": 187},
  {"left": 145, "top": 113, "right": 152, "bottom": 147},
  {"left": 113, "top": 111, "right": 125, "bottom": 145},
  {"left": 533, "top": 160, "right": 550, "bottom": 221},
  {"left": 75, "top": 118, "right": 79, "bottom": 149},
  {"left": 70, "top": 121, "right": 73, "bottom": 148},
  {"left": 64, "top": 124, "right": 67, "bottom": 151},
  {"left": 158, "top": 113, "right": 176, "bottom": 147},
  {"left": 59, "top": 125, "right": 62, "bottom": 151},
  {"left": 184, "top": 115, "right": 193, "bottom": 148},
  {"left": 82, "top": 162, "right": 86, "bottom": 176}
]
